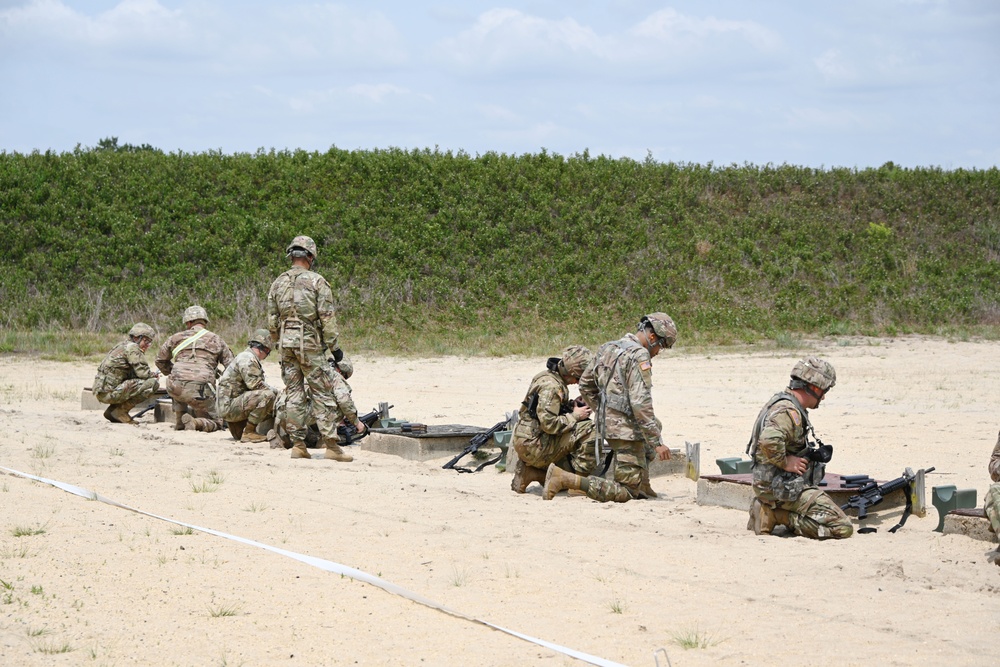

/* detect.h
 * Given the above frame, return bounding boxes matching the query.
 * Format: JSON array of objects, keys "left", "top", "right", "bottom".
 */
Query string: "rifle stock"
[
  {"left": 338, "top": 404, "right": 394, "bottom": 445},
  {"left": 840, "top": 467, "right": 935, "bottom": 530}
]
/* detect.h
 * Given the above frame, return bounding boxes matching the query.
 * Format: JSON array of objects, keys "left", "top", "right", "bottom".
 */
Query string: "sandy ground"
[{"left": 0, "top": 337, "right": 998, "bottom": 667}]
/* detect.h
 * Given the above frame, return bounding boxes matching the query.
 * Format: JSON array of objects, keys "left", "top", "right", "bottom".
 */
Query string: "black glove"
[{"left": 332, "top": 347, "right": 344, "bottom": 363}]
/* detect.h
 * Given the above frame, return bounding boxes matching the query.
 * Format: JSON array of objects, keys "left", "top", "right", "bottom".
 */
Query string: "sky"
[{"left": 0, "top": 0, "right": 998, "bottom": 168}]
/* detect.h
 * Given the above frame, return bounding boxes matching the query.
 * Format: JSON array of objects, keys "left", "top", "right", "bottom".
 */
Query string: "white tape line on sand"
[{"left": 1, "top": 466, "right": 626, "bottom": 667}]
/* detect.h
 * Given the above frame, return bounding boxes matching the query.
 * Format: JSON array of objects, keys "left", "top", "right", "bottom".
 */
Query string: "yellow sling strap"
[{"left": 171, "top": 328, "right": 210, "bottom": 362}]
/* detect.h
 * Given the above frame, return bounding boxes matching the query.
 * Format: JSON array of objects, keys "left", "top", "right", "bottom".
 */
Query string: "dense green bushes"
[{"left": 1, "top": 144, "right": 998, "bottom": 355}]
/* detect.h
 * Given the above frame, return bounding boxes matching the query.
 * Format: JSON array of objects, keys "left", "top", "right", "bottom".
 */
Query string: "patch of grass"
[
  {"left": 109, "top": 447, "right": 125, "bottom": 457},
  {"left": 0, "top": 543, "right": 32, "bottom": 559},
  {"left": 170, "top": 526, "right": 194, "bottom": 536},
  {"left": 191, "top": 479, "right": 220, "bottom": 493},
  {"left": 30, "top": 444, "right": 55, "bottom": 459},
  {"left": 243, "top": 501, "right": 267, "bottom": 513},
  {"left": 208, "top": 602, "right": 242, "bottom": 618},
  {"left": 671, "top": 627, "right": 720, "bottom": 650},
  {"left": 11, "top": 523, "right": 46, "bottom": 537},
  {"left": 34, "top": 641, "right": 74, "bottom": 654},
  {"left": 449, "top": 565, "right": 468, "bottom": 587},
  {"left": 206, "top": 470, "right": 226, "bottom": 485},
  {"left": 503, "top": 563, "right": 519, "bottom": 579},
  {"left": 773, "top": 332, "right": 803, "bottom": 349},
  {"left": 609, "top": 595, "right": 625, "bottom": 614},
  {"left": 30, "top": 585, "right": 43, "bottom": 596},
  {"left": 27, "top": 627, "right": 50, "bottom": 637}
]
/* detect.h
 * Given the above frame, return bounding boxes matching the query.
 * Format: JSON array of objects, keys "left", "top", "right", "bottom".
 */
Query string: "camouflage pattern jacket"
[
  {"left": 990, "top": 433, "right": 1000, "bottom": 483},
  {"left": 578, "top": 333, "right": 661, "bottom": 448},
  {"left": 267, "top": 266, "right": 338, "bottom": 353},
  {"left": 749, "top": 390, "right": 818, "bottom": 504},
  {"left": 513, "top": 368, "right": 581, "bottom": 449},
  {"left": 155, "top": 327, "right": 234, "bottom": 384},
  {"left": 216, "top": 348, "right": 269, "bottom": 414},
  {"left": 93, "top": 340, "right": 155, "bottom": 394}
]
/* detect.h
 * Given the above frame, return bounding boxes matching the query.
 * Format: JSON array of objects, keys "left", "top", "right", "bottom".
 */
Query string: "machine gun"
[
  {"left": 442, "top": 418, "right": 510, "bottom": 473},
  {"left": 131, "top": 402, "right": 159, "bottom": 420},
  {"left": 840, "top": 466, "right": 935, "bottom": 533},
  {"left": 337, "top": 404, "right": 393, "bottom": 446}
]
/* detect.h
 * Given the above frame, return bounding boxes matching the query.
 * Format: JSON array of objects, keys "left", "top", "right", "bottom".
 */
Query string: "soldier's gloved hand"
[{"left": 331, "top": 347, "right": 344, "bottom": 363}]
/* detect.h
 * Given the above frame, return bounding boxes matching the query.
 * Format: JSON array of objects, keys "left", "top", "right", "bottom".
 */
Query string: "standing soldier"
[
  {"left": 985, "top": 432, "right": 1000, "bottom": 565},
  {"left": 267, "top": 235, "right": 365, "bottom": 461},
  {"left": 746, "top": 358, "right": 853, "bottom": 540},
  {"left": 543, "top": 312, "right": 676, "bottom": 503},
  {"left": 510, "top": 345, "right": 596, "bottom": 494},
  {"left": 216, "top": 328, "right": 278, "bottom": 444},
  {"left": 156, "top": 305, "right": 234, "bottom": 432},
  {"left": 92, "top": 323, "right": 160, "bottom": 425}
]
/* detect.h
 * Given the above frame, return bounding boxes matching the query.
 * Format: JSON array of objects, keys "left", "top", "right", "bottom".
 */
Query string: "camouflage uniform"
[
  {"left": 749, "top": 391, "right": 853, "bottom": 539},
  {"left": 985, "top": 432, "right": 1000, "bottom": 535},
  {"left": 93, "top": 339, "right": 158, "bottom": 408},
  {"left": 267, "top": 258, "right": 356, "bottom": 447},
  {"left": 216, "top": 348, "right": 277, "bottom": 427},
  {"left": 513, "top": 365, "right": 596, "bottom": 476},
  {"left": 575, "top": 333, "right": 662, "bottom": 502},
  {"left": 156, "top": 325, "right": 234, "bottom": 432}
]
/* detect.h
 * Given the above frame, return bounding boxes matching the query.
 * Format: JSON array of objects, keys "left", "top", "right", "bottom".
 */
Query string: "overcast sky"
[{"left": 1, "top": 0, "right": 997, "bottom": 168}]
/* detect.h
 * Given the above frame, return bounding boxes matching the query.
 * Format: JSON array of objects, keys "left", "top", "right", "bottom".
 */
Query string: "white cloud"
[
  {"left": 346, "top": 83, "right": 413, "bottom": 104},
  {"left": 629, "top": 8, "right": 780, "bottom": 52},
  {"left": 814, "top": 48, "right": 856, "bottom": 83}
]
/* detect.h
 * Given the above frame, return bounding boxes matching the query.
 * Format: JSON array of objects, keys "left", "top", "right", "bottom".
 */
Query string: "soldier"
[
  {"left": 543, "top": 312, "right": 676, "bottom": 503},
  {"left": 155, "top": 305, "right": 234, "bottom": 433},
  {"left": 985, "top": 432, "right": 1000, "bottom": 565},
  {"left": 267, "top": 235, "right": 365, "bottom": 461},
  {"left": 92, "top": 323, "right": 160, "bottom": 425},
  {"left": 268, "top": 354, "right": 356, "bottom": 451},
  {"left": 510, "top": 345, "right": 596, "bottom": 494},
  {"left": 746, "top": 358, "right": 853, "bottom": 540},
  {"left": 216, "top": 328, "right": 278, "bottom": 444}
]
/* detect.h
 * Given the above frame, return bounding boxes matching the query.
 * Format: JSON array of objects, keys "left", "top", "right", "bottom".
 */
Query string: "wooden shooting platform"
[
  {"left": 363, "top": 425, "right": 494, "bottom": 462},
  {"left": 942, "top": 508, "right": 996, "bottom": 543},
  {"left": 696, "top": 472, "right": 908, "bottom": 511}
]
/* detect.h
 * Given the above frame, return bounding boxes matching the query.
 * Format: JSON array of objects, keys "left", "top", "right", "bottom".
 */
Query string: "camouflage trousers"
[
  {"left": 583, "top": 438, "right": 648, "bottom": 503},
  {"left": 279, "top": 347, "right": 342, "bottom": 443},
  {"left": 93, "top": 377, "right": 157, "bottom": 407},
  {"left": 217, "top": 387, "right": 277, "bottom": 426},
  {"left": 985, "top": 483, "right": 1000, "bottom": 535},
  {"left": 774, "top": 488, "right": 854, "bottom": 540},
  {"left": 167, "top": 377, "right": 222, "bottom": 429},
  {"left": 515, "top": 419, "right": 598, "bottom": 476}
]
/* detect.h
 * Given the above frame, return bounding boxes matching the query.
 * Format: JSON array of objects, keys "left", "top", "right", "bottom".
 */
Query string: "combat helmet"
[
  {"left": 248, "top": 328, "right": 271, "bottom": 350},
  {"left": 182, "top": 305, "right": 209, "bottom": 325},
  {"left": 790, "top": 357, "right": 836, "bottom": 392},
  {"left": 558, "top": 345, "right": 593, "bottom": 381},
  {"left": 286, "top": 235, "right": 318, "bottom": 261},
  {"left": 640, "top": 312, "right": 677, "bottom": 349},
  {"left": 128, "top": 322, "right": 156, "bottom": 340}
]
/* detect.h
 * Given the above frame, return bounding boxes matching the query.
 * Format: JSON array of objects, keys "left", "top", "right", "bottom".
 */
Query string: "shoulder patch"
[
  {"left": 788, "top": 409, "right": 801, "bottom": 427},
  {"left": 639, "top": 360, "right": 652, "bottom": 371}
]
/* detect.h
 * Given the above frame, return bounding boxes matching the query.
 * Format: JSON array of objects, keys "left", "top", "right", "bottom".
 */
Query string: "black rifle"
[
  {"left": 131, "top": 403, "right": 159, "bottom": 420},
  {"left": 840, "top": 467, "right": 935, "bottom": 533},
  {"left": 442, "top": 419, "right": 509, "bottom": 473},
  {"left": 337, "top": 404, "right": 393, "bottom": 446}
]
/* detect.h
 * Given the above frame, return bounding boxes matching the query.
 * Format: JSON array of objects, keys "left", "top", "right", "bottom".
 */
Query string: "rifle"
[
  {"left": 840, "top": 466, "right": 935, "bottom": 533},
  {"left": 131, "top": 403, "right": 158, "bottom": 420},
  {"left": 442, "top": 419, "right": 510, "bottom": 473},
  {"left": 337, "top": 404, "right": 393, "bottom": 446}
]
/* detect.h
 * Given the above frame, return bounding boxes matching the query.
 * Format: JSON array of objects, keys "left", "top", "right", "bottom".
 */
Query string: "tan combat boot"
[
  {"left": 323, "top": 440, "right": 354, "bottom": 462},
  {"left": 108, "top": 403, "right": 135, "bottom": 425},
  {"left": 181, "top": 414, "right": 196, "bottom": 431},
  {"left": 290, "top": 442, "right": 311, "bottom": 459},
  {"left": 103, "top": 404, "right": 116, "bottom": 422},
  {"left": 241, "top": 423, "right": 268, "bottom": 443},
  {"left": 543, "top": 463, "right": 583, "bottom": 500},
  {"left": 510, "top": 460, "right": 547, "bottom": 494},
  {"left": 173, "top": 409, "right": 186, "bottom": 431},
  {"left": 748, "top": 499, "right": 781, "bottom": 535},
  {"left": 638, "top": 468, "right": 659, "bottom": 499}
]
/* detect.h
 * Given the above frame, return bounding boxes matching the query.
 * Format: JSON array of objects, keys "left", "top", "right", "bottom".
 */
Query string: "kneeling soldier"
[
  {"left": 216, "top": 328, "right": 278, "bottom": 444},
  {"left": 747, "top": 357, "right": 853, "bottom": 540},
  {"left": 92, "top": 323, "right": 160, "bottom": 424},
  {"left": 511, "top": 345, "right": 596, "bottom": 494}
]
